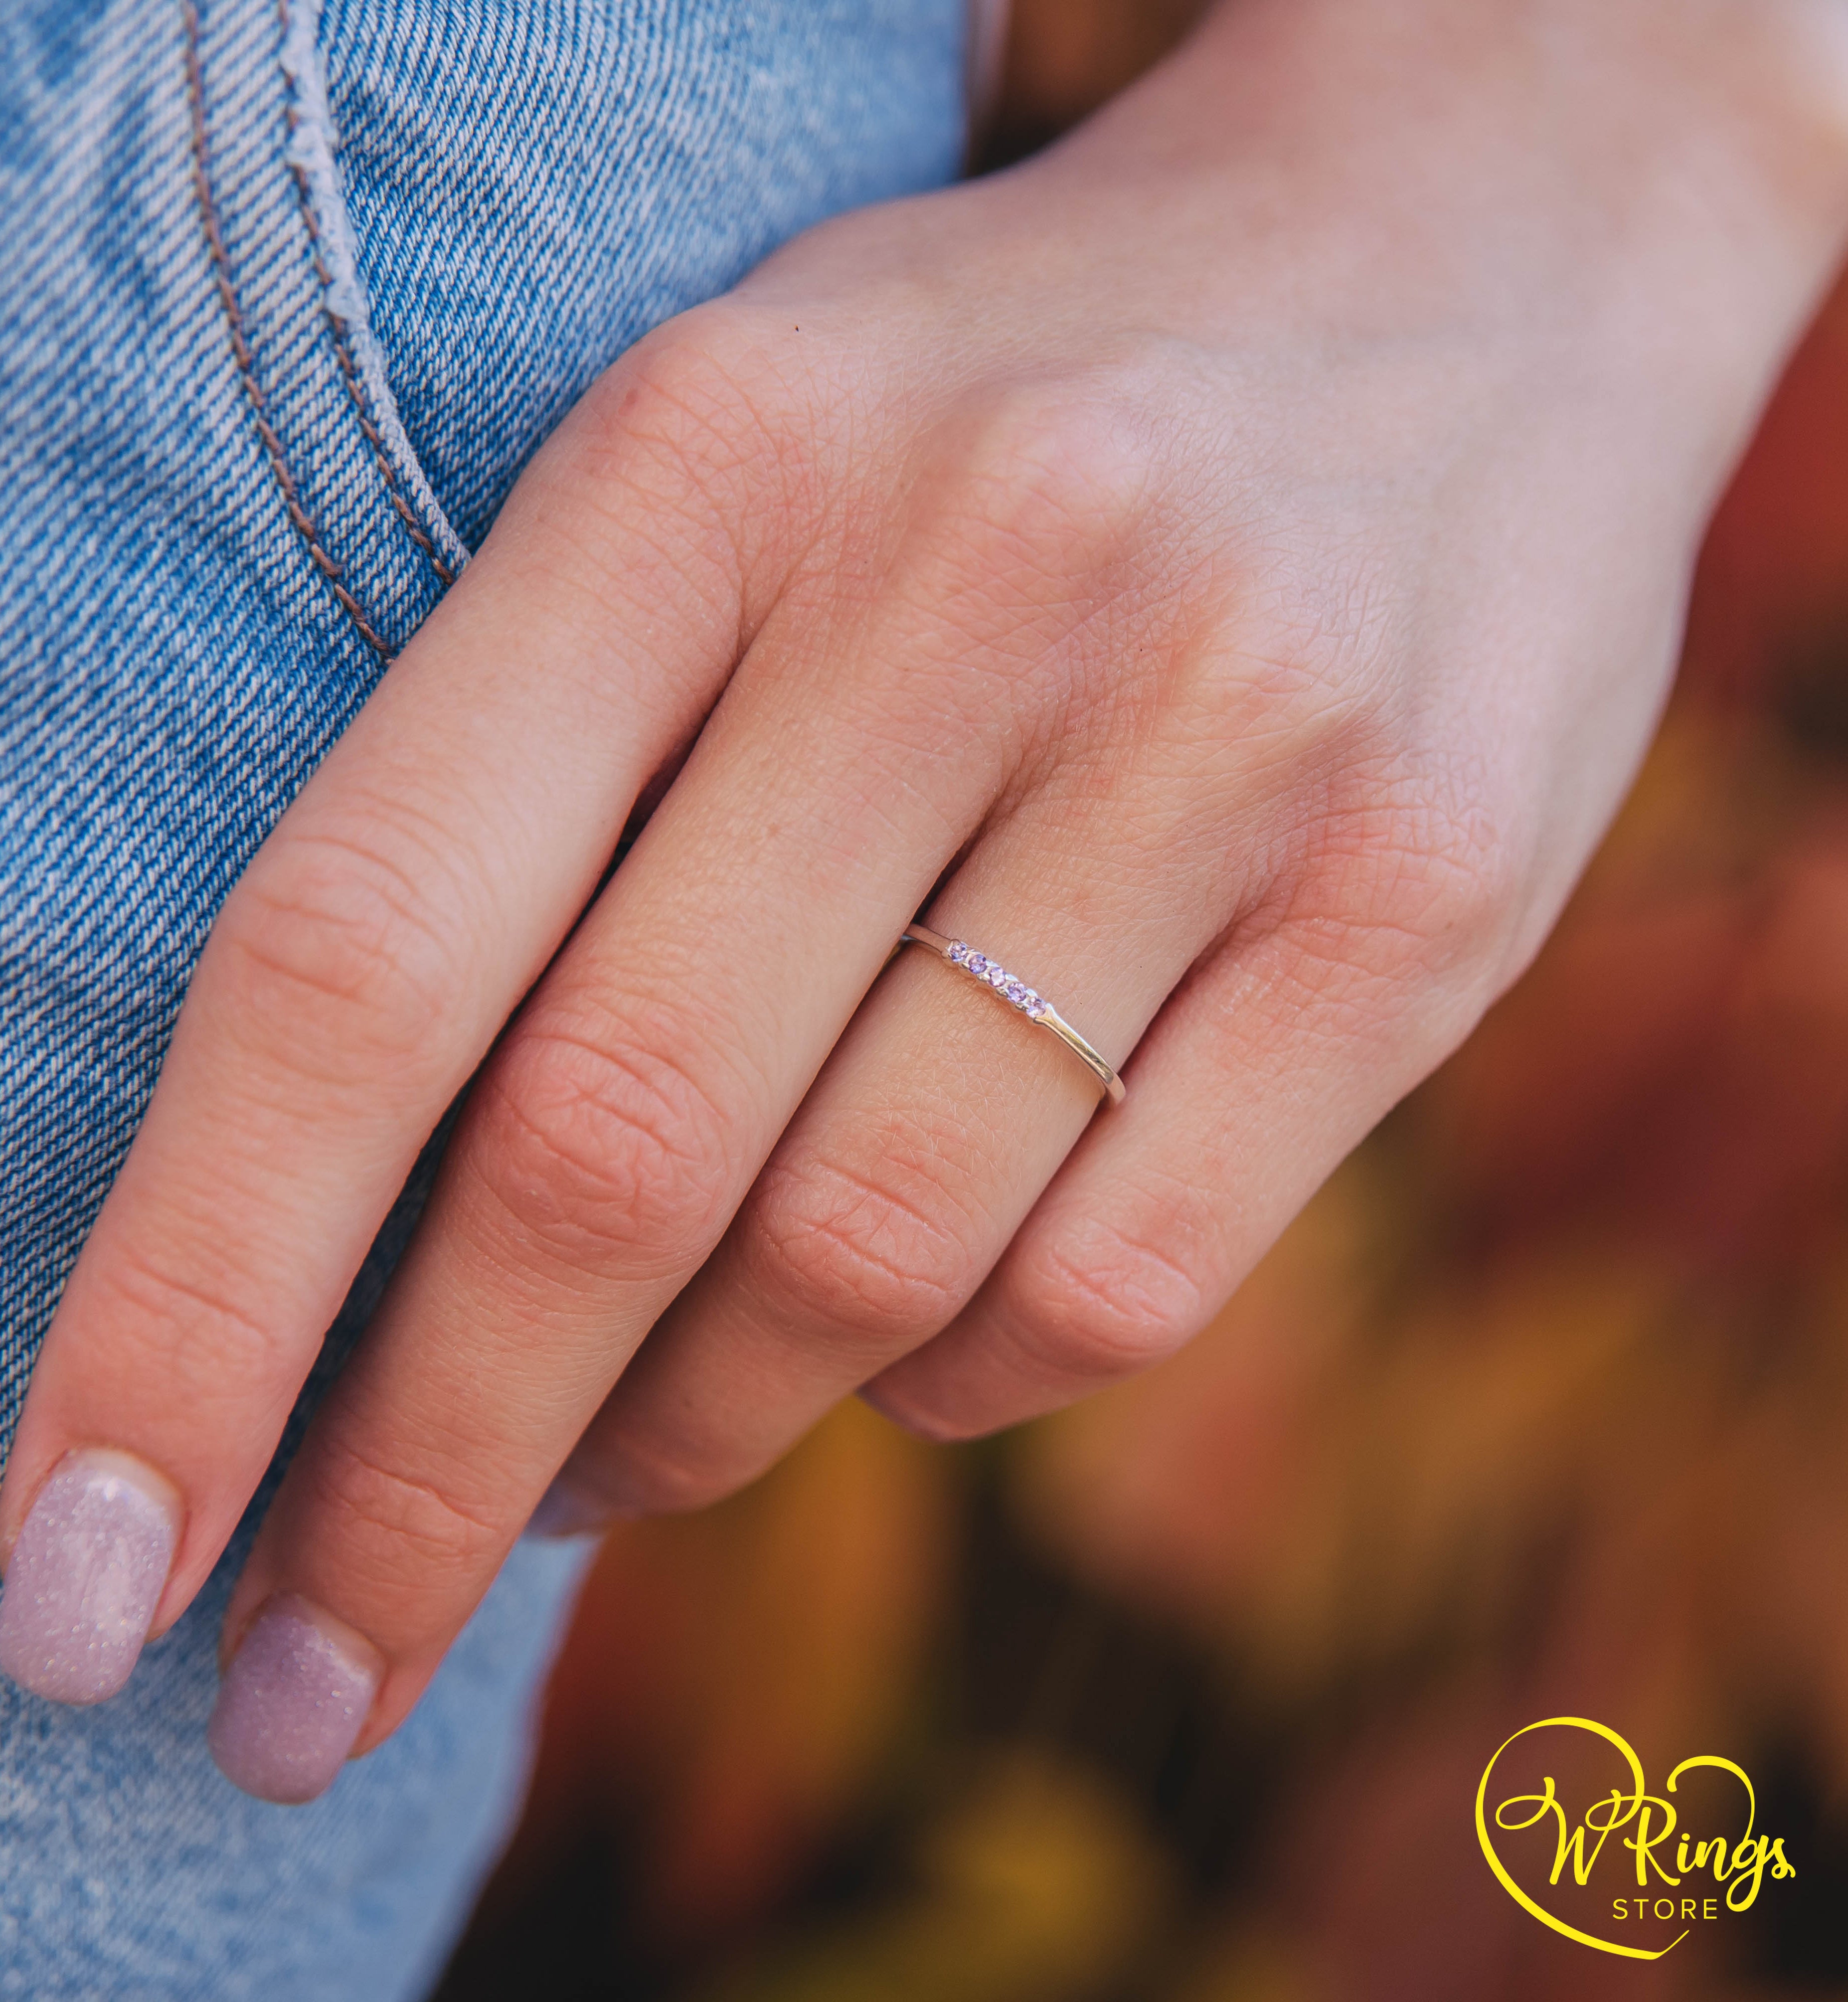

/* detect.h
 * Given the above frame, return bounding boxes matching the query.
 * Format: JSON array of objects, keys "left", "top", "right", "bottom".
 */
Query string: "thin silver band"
[{"left": 898, "top": 923, "right": 1126, "bottom": 1106}]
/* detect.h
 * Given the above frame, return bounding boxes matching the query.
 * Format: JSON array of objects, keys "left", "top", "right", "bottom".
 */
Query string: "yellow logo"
[{"left": 1475, "top": 1716, "right": 1795, "bottom": 1958}]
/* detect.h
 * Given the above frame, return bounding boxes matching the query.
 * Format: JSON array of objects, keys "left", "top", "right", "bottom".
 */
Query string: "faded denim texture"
[{"left": 0, "top": 0, "right": 967, "bottom": 1993}]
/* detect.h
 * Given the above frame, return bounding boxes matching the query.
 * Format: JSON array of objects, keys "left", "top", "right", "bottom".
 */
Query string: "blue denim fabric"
[{"left": 0, "top": 0, "right": 967, "bottom": 1993}]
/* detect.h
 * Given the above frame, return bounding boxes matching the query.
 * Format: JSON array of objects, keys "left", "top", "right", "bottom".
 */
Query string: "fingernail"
[
  {"left": 0, "top": 1449, "right": 180, "bottom": 1704},
  {"left": 523, "top": 1472, "right": 627, "bottom": 1541},
  {"left": 207, "top": 1596, "right": 379, "bottom": 1805}
]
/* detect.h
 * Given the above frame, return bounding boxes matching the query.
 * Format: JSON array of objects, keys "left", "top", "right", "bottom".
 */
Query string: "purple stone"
[
  {"left": 987, "top": 965, "right": 1008, "bottom": 989},
  {"left": 948, "top": 941, "right": 968, "bottom": 965},
  {"left": 967, "top": 955, "right": 989, "bottom": 977}
]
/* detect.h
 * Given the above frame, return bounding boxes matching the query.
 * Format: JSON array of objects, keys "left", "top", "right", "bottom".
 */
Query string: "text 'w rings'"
[{"left": 898, "top": 923, "right": 1126, "bottom": 1106}]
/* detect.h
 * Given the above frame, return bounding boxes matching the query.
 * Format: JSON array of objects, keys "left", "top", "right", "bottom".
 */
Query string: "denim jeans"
[{"left": 0, "top": 0, "right": 967, "bottom": 1993}]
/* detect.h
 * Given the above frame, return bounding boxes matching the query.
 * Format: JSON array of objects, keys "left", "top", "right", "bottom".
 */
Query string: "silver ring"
[{"left": 898, "top": 922, "right": 1126, "bottom": 1105}]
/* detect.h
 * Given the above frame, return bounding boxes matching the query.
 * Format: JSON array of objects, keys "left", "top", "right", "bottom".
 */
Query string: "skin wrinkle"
[
  {"left": 978, "top": 766, "right": 1298, "bottom": 997},
  {"left": 512, "top": 406, "right": 745, "bottom": 592},
  {"left": 1008, "top": 1219, "right": 1213, "bottom": 1375},
  {"left": 290, "top": 1425, "right": 509, "bottom": 1586},
  {"left": 127, "top": 1079, "right": 426, "bottom": 1224},
  {"left": 507, "top": 500, "right": 732, "bottom": 653},
  {"left": 876, "top": 1215, "right": 1223, "bottom": 1439},
  {"left": 669, "top": 693, "right": 980, "bottom": 892},
  {"left": 486, "top": 508, "right": 742, "bottom": 724},
  {"left": 291, "top": 773, "right": 532, "bottom": 912},
  {"left": 1309, "top": 758, "right": 1512, "bottom": 905},
  {"left": 768, "top": 662, "right": 999, "bottom": 846},
  {"left": 1287, "top": 779, "right": 1535, "bottom": 994},
  {"left": 751, "top": 1137, "right": 997, "bottom": 1325},
  {"left": 210, "top": 873, "right": 463, "bottom": 1090},
  {"left": 749, "top": 1173, "right": 973, "bottom": 1347},
  {"left": 923, "top": 388, "right": 1166, "bottom": 594},
  {"left": 894, "top": 399, "right": 1180, "bottom": 671},
  {"left": 959, "top": 774, "right": 1263, "bottom": 973},
  {"left": 94, "top": 1127, "right": 410, "bottom": 1365},
  {"left": 495, "top": 431, "right": 759, "bottom": 711},
  {"left": 582, "top": 349, "right": 778, "bottom": 506},
  {"left": 1252, "top": 917, "right": 1496, "bottom": 1082},
  {"left": 565, "top": 315, "right": 818, "bottom": 611},
  {"left": 463, "top": 1027, "right": 745, "bottom": 1280},
  {"left": 1035, "top": 1154, "right": 1238, "bottom": 1283},
  {"left": 252, "top": 821, "right": 489, "bottom": 991},
  {"left": 94, "top": 1257, "right": 290, "bottom": 1399},
  {"left": 877, "top": 535, "right": 1135, "bottom": 715}
]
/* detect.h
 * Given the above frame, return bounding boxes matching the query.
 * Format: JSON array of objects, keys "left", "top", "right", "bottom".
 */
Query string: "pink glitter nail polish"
[
  {"left": 207, "top": 1596, "right": 378, "bottom": 1805},
  {"left": 0, "top": 1449, "right": 179, "bottom": 1704}
]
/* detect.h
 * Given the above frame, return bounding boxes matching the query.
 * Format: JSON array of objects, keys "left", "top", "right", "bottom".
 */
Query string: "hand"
[{"left": 3, "top": 0, "right": 1846, "bottom": 1801}]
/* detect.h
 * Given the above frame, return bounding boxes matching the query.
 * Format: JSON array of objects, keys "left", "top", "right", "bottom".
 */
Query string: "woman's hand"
[{"left": 3, "top": 0, "right": 1846, "bottom": 1800}]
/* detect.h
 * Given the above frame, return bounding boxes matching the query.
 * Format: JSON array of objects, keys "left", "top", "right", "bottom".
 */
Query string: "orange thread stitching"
[
  {"left": 276, "top": 0, "right": 455, "bottom": 591},
  {"left": 183, "top": 0, "right": 392, "bottom": 657}
]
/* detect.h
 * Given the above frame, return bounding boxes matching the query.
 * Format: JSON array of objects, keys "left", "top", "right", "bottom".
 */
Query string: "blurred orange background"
[{"left": 437, "top": 7, "right": 1848, "bottom": 1997}]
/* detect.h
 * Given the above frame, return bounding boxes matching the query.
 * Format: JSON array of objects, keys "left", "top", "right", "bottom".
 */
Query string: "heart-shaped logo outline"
[{"left": 1475, "top": 1715, "right": 1684, "bottom": 1960}]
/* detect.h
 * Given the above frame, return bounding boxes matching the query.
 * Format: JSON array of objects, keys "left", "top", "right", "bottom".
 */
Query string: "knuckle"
[
  {"left": 1005, "top": 1215, "right": 1212, "bottom": 1382},
  {"left": 521, "top": 302, "right": 813, "bottom": 669},
  {"left": 571, "top": 302, "right": 796, "bottom": 510},
  {"left": 1309, "top": 759, "right": 1525, "bottom": 1007},
  {"left": 939, "top": 375, "right": 1169, "bottom": 584},
  {"left": 1173, "top": 542, "right": 1402, "bottom": 794},
  {"left": 744, "top": 1136, "right": 982, "bottom": 1349},
  {"left": 296, "top": 1431, "right": 506, "bottom": 1608},
  {"left": 900, "top": 362, "right": 1243, "bottom": 746},
  {"left": 98, "top": 1242, "right": 289, "bottom": 1397},
  {"left": 469, "top": 1011, "right": 737, "bottom": 1274},
  {"left": 210, "top": 825, "right": 459, "bottom": 1089}
]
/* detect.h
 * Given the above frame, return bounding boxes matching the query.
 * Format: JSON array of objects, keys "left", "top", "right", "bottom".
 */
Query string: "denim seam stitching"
[
  {"left": 181, "top": 0, "right": 392, "bottom": 658},
  {"left": 279, "top": 126, "right": 456, "bottom": 589},
  {"left": 276, "top": 0, "right": 466, "bottom": 588}
]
